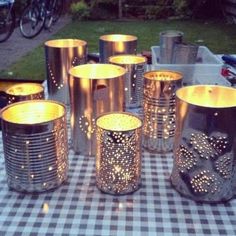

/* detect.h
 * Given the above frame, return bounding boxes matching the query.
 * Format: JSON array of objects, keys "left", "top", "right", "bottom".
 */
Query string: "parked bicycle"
[
  {"left": 19, "top": 0, "right": 63, "bottom": 39},
  {"left": 0, "top": 0, "right": 15, "bottom": 43},
  {"left": 44, "top": 0, "right": 63, "bottom": 30}
]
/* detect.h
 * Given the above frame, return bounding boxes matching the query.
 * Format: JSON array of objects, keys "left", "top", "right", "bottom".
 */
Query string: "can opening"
[
  {"left": 1, "top": 101, "right": 65, "bottom": 124},
  {"left": 144, "top": 70, "right": 183, "bottom": 81},
  {"left": 176, "top": 85, "right": 236, "bottom": 108},
  {"left": 100, "top": 34, "right": 137, "bottom": 42},
  {"left": 45, "top": 39, "right": 87, "bottom": 48},
  {"left": 109, "top": 55, "right": 146, "bottom": 65},
  {"left": 6, "top": 83, "right": 44, "bottom": 96},
  {"left": 69, "top": 64, "right": 126, "bottom": 80},
  {"left": 96, "top": 112, "right": 142, "bottom": 131}
]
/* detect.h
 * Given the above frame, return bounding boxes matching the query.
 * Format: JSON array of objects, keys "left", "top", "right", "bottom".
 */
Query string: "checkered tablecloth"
[{"left": 0, "top": 136, "right": 236, "bottom": 236}]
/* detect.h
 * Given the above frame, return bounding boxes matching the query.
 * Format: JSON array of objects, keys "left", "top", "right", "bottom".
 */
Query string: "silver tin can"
[
  {"left": 1, "top": 100, "right": 68, "bottom": 193},
  {"left": 172, "top": 43, "right": 199, "bottom": 64},
  {"left": 99, "top": 34, "right": 137, "bottom": 63},
  {"left": 159, "top": 30, "right": 183, "bottom": 64},
  {"left": 69, "top": 64, "right": 126, "bottom": 156},
  {"left": 171, "top": 85, "right": 236, "bottom": 202},
  {"left": 142, "top": 70, "right": 182, "bottom": 153},
  {"left": 45, "top": 39, "right": 87, "bottom": 104},
  {"left": 96, "top": 112, "right": 142, "bottom": 195},
  {"left": 109, "top": 54, "right": 146, "bottom": 111},
  {"left": 6, "top": 83, "right": 44, "bottom": 104}
]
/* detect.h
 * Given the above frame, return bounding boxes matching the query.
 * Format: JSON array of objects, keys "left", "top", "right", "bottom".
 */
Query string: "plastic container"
[{"left": 151, "top": 46, "right": 230, "bottom": 86}]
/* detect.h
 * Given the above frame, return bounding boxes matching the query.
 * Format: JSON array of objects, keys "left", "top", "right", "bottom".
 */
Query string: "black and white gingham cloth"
[{"left": 0, "top": 139, "right": 236, "bottom": 236}]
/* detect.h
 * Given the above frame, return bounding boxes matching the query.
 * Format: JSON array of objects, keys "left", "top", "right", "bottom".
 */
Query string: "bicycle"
[
  {"left": 19, "top": 0, "right": 46, "bottom": 39},
  {"left": 0, "top": 0, "right": 15, "bottom": 43},
  {"left": 19, "top": 0, "right": 63, "bottom": 39},
  {"left": 44, "top": 0, "right": 63, "bottom": 30}
]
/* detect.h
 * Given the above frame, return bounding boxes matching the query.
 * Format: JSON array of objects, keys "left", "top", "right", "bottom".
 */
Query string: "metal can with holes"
[
  {"left": 172, "top": 43, "right": 199, "bottom": 64},
  {"left": 1, "top": 100, "right": 68, "bottom": 193},
  {"left": 45, "top": 39, "right": 87, "bottom": 105},
  {"left": 109, "top": 55, "right": 147, "bottom": 113},
  {"left": 159, "top": 30, "right": 183, "bottom": 64},
  {"left": 96, "top": 112, "right": 143, "bottom": 195},
  {"left": 5, "top": 83, "right": 44, "bottom": 104},
  {"left": 171, "top": 85, "right": 236, "bottom": 202},
  {"left": 69, "top": 64, "right": 126, "bottom": 156},
  {"left": 142, "top": 70, "right": 182, "bottom": 153}
]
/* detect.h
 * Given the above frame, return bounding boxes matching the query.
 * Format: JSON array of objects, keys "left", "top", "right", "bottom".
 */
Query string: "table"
[
  {"left": 0, "top": 57, "right": 236, "bottom": 235},
  {"left": 0, "top": 136, "right": 236, "bottom": 236}
]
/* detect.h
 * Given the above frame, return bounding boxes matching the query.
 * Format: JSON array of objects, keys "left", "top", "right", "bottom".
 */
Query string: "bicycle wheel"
[
  {"left": 44, "top": 0, "right": 63, "bottom": 30},
  {"left": 0, "top": 6, "right": 15, "bottom": 43},
  {"left": 52, "top": 0, "right": 63, "bottom": 23},
  {"left": 44, "top": 8, "right": 53, "bottom": 30},
  {"left": 19, "top": 4, "right": 46, "bottom": 39}
]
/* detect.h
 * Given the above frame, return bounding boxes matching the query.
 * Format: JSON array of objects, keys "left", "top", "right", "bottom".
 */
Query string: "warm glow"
[
  {"left": 176, "top": 85, "right": 236, "bottom": 108},
  {"left": 85, "top": 109, "right": 92, "bottom": 140},
  {"left": 79, "top": 77, "right": 90, "bottom": 91},
  {"left": 6, "top": 83, "right": 43, "bottom": 96},
  {"left": 1, "top": 100, "right": 65, "bottom": 124},
  {"left": 69, "top": 64, "right": 126, "bottom": 80},
  {"left": 96, "top": 112, "right": 142, "bottom": 131},
  {"left": 45, "top": 39, "right": 87, "bottom": 48},
  {"left": 116, "top": 41, "right": 125, "bottom": 53},
  {"left": 144, "top": 70, "right": 182, "bottom": 81},
  {"left": 109, "top": 55, "right": 146, "bottom": 65},
  {"left": 100, "top": 34, "right": 137, "bottom": 42},
  {"left": 42, "top": 203, "right": 49, "bottom": 214}
]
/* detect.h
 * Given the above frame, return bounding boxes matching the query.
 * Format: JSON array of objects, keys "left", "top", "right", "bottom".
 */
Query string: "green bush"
[
  {"left": 172, "top": 0, "right": 189, "bottom": 16},
  {"left": 70, "top": 1, "right": 90, "bottom": 20},
  {"left": 125, "top": 0, "right": 170, "bottom": 6},
  {"left": 89, "top": 0, "right": 118, "bottom": 19},
  {"left": 89, "top": 6, "right": 116, "bottom": 20},
  {"left": 124, "top": 1, "right": 175, "bottom": 19}
]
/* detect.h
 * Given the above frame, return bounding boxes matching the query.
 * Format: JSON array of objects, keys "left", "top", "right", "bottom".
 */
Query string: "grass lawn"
[{"left": 1, "top": 19, "right": 236, "bottom": 81}]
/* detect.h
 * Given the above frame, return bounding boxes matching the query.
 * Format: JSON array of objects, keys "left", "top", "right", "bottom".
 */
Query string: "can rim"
[
  {"left": 69, "top": 64, "right": 126, "bottom": 80},
  {"left": 109, "top": 54, "right": 147, "bottom": 65},
  {"left": 99, "top": 34, "right": 137, "bottom": 42},
  {"left": 144, "top": 70, "right": 183, "bottom": 81},
  {"left": 176, "top": 85, "right": 236, "bottom": 108},
  {"left": 6, "top": 83, "right": 44, "bottom": 96},
  {"left": 45, "top": 39, "right": 87, "bottom": 48},
  {"left": 1, "top": 99, "right": 66, "bottom": 125},
  {"left": 96, "top": 111, "right": 143, "bottom": 132}
]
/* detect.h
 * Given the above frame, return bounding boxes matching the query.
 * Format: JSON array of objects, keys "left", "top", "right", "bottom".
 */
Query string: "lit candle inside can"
[
  {"left": 171, "top": 85, "right": 236, "bottom": 202},
  {"left": 1, "top": 100, "right": 68, "bottom": 193},
  {"left": 6, "top": 83, "right": 44, "bottom": 104},
  {"left": 96, "top": 112, "right": 142, "bottom": 195}
]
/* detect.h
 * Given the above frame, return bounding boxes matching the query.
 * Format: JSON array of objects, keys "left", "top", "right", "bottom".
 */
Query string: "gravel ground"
[{"left": 0, "top": 15, "right": 71, "bottom": 71}]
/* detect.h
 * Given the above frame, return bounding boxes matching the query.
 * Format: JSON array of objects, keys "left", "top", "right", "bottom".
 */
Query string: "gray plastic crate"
[{"left": 151, "top": 46, "right": 230, "bottom": 86}]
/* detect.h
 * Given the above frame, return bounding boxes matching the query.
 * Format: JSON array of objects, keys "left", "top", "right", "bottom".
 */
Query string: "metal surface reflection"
[
  {"left": 1, "top": 100, "right": 68, "bottom": 193},
  {"left": 69, "top": 64, "right": 126, "bottom": 156},
  {"left": 96, "top": 112, "right": 142, "bottom": 195},
  {"left": 45, "top": 39, "right": 87, "bottom": 104},
  {"left": 6, "top": 83, "right": 44, "bottom": 104},
  {"left": 159, "top": 30, "right": 183, "bottom": 64},
  {"left": 171, "top": 85, "right": 236, "bottom": 202},
  {"left": 142, "top": 70, "right": 182, "bottom": 153},
  {"left": 109, "top": 55, "right": 147, "bottom": 112},
  {"left": 99, "top": 34, "right": 137, "bottom": 63}
]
